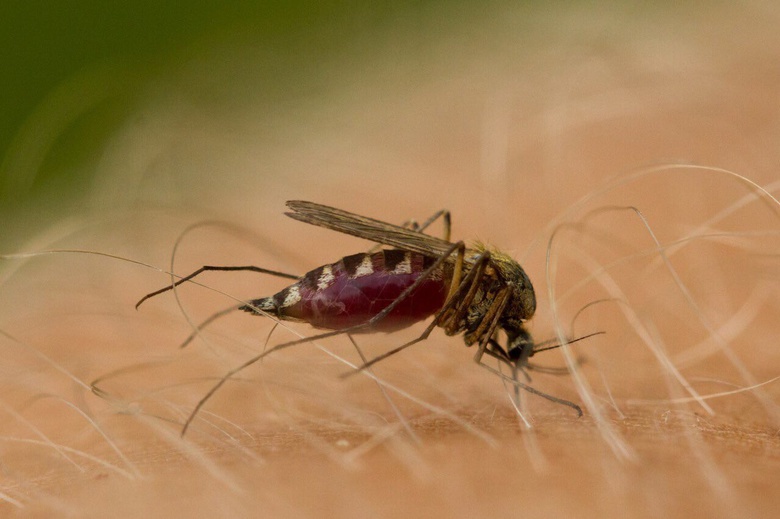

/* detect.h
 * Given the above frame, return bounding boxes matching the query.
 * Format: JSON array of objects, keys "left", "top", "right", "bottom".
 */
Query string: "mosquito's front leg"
[
  {"left": 474, "top": 359, "right": 583, "bottom": 417},
  {"left": 439, "top": 250, "right": 491, "bottom": 335}
]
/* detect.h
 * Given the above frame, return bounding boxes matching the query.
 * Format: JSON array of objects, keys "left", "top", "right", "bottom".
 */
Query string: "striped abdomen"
[{"left": 241, "top": 249, "right": 450, "bottom": 332}]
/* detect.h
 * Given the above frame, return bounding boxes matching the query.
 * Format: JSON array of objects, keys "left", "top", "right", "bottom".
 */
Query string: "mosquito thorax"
[{"left": 472, "top": 244, "right": 536, "bottom": 326}]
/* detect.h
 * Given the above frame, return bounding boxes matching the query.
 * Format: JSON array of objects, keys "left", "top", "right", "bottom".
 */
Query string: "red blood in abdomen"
[{"left": 283, "top": 269, "right": 448, "bottom": 332}]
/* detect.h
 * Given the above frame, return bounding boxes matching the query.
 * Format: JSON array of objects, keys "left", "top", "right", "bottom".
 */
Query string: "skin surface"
[{"left": 0, "top": 3, "right": 778, "bottom": 518}]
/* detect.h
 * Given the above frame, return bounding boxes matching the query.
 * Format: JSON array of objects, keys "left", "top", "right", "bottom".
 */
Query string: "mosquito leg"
[
  {"left": 470, "top": 291, "right": 511, "bottom": 374},
  {"left": 180, "top": 241, "right": 467, "bottom": 436},
  {"left": 136, "top": 265, "right": 300, "bottom": 309},
  {"left": 341, "top": 244, "right": 484, "bottom": 374},
  {"left": 415, "top": 209, "right": 451, "bottom": 241},
  {"left": 178, "top": 304, "right": 241, "bottom": 348},
  {"left": 440, "top": 251, "right": 492, "bottom": 333},
  {"left": 474, "top": 333, "right": 579, "bottom": 415},
  {"left": 341, "top": 321, "right": 439, "bottom": 377},
  {"left": 368, "top": 209, "right": 452, "bottom": 253},
  {"left": 347, "top": 251, "right": 499, "bottom": 376},
  {"left": 344, "top": 263, "right": 493, "bottom": 377},
  {"left": 396, "top": 209, "right": 451, "bottom": 238},
  {"left": 347, "top": 334, "right": 419, "bottom": 442},
  {"left": 466, "top": 284, "right": 511, "bottom": 349},
  {"left": 343, "top": 251, "right": 490, "bottom": 378},
  {"left": 182, "top": 303, "right": 437, "bottom": 437},
  {"left": 475, "top": 359, "right": 583, "bottom": 417},
  {"left": 481, "top": 338, "right": 533, "bottom": 383},
  {"left": 181, "top": 350, "right": 268, "bottom": 436}
]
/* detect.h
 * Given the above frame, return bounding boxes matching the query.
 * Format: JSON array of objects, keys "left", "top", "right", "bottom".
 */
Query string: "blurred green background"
[
  {"left": 6, "top": 1, "right": 761, "bottom": 254},
  {"left": 0, "top": 0, "right": 489, "bottom": 246},
  {"left": 0, "top": 3, "right": 278, "bottom": 199}
]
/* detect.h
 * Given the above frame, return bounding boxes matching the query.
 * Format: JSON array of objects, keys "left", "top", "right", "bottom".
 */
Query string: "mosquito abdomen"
[{"left": 241, "top": 249, "right": 449, "bottom": 332}]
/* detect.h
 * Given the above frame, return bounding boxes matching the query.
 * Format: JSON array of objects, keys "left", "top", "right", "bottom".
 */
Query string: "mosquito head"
[{"left": 505, "top": 326, "right": 535, "bottom": 366}]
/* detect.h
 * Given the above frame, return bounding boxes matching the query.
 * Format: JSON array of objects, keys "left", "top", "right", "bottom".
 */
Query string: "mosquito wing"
[{"left": 285, "top": 200, "right": 455, "bottom": 258}]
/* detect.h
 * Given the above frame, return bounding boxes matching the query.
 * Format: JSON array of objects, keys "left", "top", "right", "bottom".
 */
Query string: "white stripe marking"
[
  {"left": 282, "top": 285, "right": 302, "bottom": 307},
  {"left": 392, "top": 252, "right": 412, "bottom": 274},
  {"left": 317, "top": 265, "right": 335, "bottom": 290},
  {"left": 353, "top": 255, "right": 374, "bottom": 278}
]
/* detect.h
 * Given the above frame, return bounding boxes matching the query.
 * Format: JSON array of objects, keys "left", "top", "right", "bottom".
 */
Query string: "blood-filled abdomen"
[{"left": 244, "top": 249, "right": 450, "bottom": 332}]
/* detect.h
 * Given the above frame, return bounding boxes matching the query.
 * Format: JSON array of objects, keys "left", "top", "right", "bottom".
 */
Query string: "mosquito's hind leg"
[
  {"left": 476, "top": 358, "right": 583, "bottom": 416},
  {"left": 180, "top": 240, "right": 468, "bottom": 436},
  {"left": 178, "top": 304, "right": 241, "bottom": 348},
  {"left": 136, "top": 265, "right": 300, "bottom": 309},
  {"left": 474, "top": 347, "right": 583, "bottom": 417},
  {"left": 413, "top": 209, "right": 451, "bottom": 241},
  {"left": 396, "top": 208, "right": 451, "bottom": 239},
  {"left": 347, "top": 334, "right": 418, "bottom": 441}
]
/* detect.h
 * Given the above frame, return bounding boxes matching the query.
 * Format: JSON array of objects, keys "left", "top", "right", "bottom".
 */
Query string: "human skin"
[{"left": 1, "top": 3, "right": 778, "bottom": 518}]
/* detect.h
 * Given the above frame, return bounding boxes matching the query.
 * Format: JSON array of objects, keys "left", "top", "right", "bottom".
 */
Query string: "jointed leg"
[
  {"left": 475, "top": 359, "right": 583, "bottom": 417},
  {"left": 474, "top": 336, "right": 582, "bottom": 416},
  {"left": 414, "top": 209, "right": 451, "bottom": 241},
  {"left": 178, "top": 304, "right": 241, "bottom": 348},
  {"left": 440, "top": 251, "right": 491, "bottom": 334},
  {"left": 468, "top": 284, "right": 512, "bottom": 352},
  {"left": 347, "top": 334, "right": 418, "bottom": 441},
  {"left": 397, "top": 208, "right": 451, "bottom": 239},
  {"left": 136, "top": 265, "right": 299, "bottom": 309},
  {"left": 369, "top": 208, "right": 452, "bottom": 253},
  {"left": 346, "top": 248, "right": 496, "bottom": 375},
  {"left": 180, "top": 240, "right": 467, "bottom": 436}
]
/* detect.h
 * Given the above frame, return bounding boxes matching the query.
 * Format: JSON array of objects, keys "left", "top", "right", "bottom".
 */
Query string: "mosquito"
[{"left": 137, "top": 200, "right": 589, "bottom": 436}]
